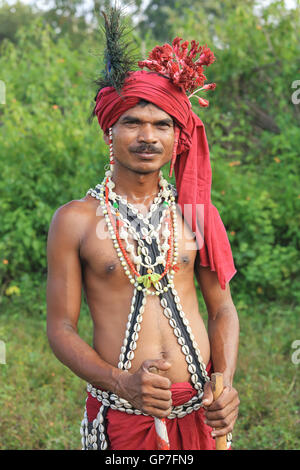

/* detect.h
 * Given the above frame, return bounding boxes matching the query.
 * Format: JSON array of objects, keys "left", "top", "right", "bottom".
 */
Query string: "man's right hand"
[{"left": 114, "top": 359, "right": 173, "bottom": 418}]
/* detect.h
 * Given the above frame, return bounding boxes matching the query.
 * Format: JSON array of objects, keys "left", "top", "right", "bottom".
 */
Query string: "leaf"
[{"left": 137, "top": 273, "right": 161, "bottom": 288}]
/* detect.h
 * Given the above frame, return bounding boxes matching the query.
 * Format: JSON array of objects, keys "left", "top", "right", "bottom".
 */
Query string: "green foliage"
[
  {"left": 211, "top": 155, "right": 300, "bottom": 304},
  {"left": 0, "top": 283, "right": 298, "bottom": 449},
  {"left": 131, "top": 0, "right": 226, "bottom": 42},
  {"left": 40, "top": 0, "right": 93, "bottom": 49},
  {"left": 233, "top": 301, "right": 299, "bottom": 450},
  {"left": 0, "top": 283, "right": 93, "bottom": 449},
  {"left": 167, "top": 0, "right": 300, "bottom": 304},
  {"left": 0, "top": 0, "right": 39, "bottom": 44},
  {"left": 0, "top": 18, "right": 108, "bottom": 288},
  {"left": 0, "top": 1, "right": 299, "bottom": 452},
  {"left": 0, "top": 1, "right": 299, "bottom": 306}
]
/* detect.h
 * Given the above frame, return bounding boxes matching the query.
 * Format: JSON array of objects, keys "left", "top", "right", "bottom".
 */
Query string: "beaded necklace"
[{"left": 83, "top": 170, "right": 211, "bottom": 450}]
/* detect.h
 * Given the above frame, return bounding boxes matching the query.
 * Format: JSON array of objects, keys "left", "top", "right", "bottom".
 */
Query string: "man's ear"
[{"left": 103, "top": 131, "right": 109, "bottom": 145}]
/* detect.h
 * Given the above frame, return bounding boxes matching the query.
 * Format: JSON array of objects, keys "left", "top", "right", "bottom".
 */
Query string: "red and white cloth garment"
[{"left": 81, "top": 363, "right": 217, "bottom": 450}]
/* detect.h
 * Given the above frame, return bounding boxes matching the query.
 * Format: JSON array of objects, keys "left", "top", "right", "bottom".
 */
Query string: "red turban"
[{"left": 94, "top": 70, "right": 237, "bottom": 289}]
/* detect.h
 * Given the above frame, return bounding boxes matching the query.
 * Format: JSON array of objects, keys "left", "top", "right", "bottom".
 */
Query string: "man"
[{"left": 46, "top": 23, "right": 239, "bottom": 450}]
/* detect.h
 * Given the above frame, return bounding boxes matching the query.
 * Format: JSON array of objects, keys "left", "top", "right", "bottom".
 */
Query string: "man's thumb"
[
  {"left": 147, "top": 359, "right": 172, "bottom": 373},
  {"left": 202, "top": 381, "right": 214, "bottom": 407}
]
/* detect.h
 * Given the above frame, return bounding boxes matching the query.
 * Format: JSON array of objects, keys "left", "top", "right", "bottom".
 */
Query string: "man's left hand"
[{"left": 202, "top": 381, "right": 240, "bottom": 437}]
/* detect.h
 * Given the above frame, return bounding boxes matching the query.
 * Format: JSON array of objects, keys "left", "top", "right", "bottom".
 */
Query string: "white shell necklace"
[{"left": 83, "top": 170, "right": 212, "bottom": 450}]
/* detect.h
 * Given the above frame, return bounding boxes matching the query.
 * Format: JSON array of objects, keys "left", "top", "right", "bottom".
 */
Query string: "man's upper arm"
[
  {"left": 46, "top": 203, "right": 84, "bottom": 335},
  {"left": 194, "top": 253, "right": 234, "bottom": 318}
]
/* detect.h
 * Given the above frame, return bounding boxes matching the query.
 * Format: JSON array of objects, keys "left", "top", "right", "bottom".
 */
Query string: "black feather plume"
[{"left": 88, "top": 5, "right": 137, "bottom": 124}]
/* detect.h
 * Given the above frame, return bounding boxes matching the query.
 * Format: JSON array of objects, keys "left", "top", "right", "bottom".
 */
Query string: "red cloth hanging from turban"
[{"left": 94, "top": 70, "right": 237, "bottom": 289}]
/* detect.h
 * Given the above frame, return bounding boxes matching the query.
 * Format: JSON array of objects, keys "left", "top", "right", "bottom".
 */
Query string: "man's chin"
[
  {"left": 133, "top": 162, "right": 169, "bottom": 175},
  {"left": 133, "top": 167, "right": 160, "bottom": 175}
]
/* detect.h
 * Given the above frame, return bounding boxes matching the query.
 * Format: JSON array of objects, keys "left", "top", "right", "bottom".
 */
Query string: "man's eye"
[{"left": 157, "top": 123, "right": 170, "bottom": 129}]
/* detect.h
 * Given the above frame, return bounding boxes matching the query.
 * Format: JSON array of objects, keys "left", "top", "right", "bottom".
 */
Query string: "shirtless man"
[{"left": 46, "top": 99, "right": 240, "bottom": 450}]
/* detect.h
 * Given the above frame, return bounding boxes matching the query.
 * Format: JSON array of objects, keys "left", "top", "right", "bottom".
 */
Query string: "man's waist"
[{"left": 86, "top": 380, "right": 204, "bottom": 420}]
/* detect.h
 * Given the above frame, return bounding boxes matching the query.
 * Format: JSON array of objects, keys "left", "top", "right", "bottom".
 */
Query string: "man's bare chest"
[{"left": 79, "top": 209, "right": 198, "bottom": 284}]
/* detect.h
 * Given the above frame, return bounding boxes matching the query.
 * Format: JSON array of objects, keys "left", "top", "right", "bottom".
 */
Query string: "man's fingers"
[
  {"left": 202, "top": 381, "right": 214, "bottom": 407},
  {"left": 144, "top": 396, "right": 172, "bottom": 411},
  {"left": 205, "top": 394, "right": 240, "bottom": 421},
  {"left": 206, "top": 386, "right": 239, "bottom": 411},
  {"left": 203, "top": 384, "right": 239, "bottom": 438},
  {"left": 142, "top": 387, "right": 172, "bottom": 402},
  {"left": 205, "top": 407, "right": 238, "bottom": 430},
  {"left": 140, "top": 386, "right": 172, "bottom": 418},
  {"left": 143, "top": 358, "right": 172, "bottom": 373},
  {"left": 146, "top": 404, "right": 173, "bottom": 419},
  {"left": 142, "top": 359, "right": 172, "bottom": 389},
  {"left": 209, "top": 412, "right": 239, "bottom": 438},
  {"left": 141, "top": 373, "right": 171, "bottom": 390}
]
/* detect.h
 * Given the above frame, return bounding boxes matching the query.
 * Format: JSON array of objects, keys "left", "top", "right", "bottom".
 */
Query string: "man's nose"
[{"left": 137, "top": 124, "right": 158, "bottom": 143}]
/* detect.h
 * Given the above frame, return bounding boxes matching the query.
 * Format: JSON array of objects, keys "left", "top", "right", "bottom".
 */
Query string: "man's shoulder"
[{"left": 48, "top": 195, "right": 98, "bottom": 240}]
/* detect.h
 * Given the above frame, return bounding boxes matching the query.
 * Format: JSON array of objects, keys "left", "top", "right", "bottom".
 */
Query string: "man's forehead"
[{"left": 118, "top": 103, "right": 173, "bottom": 121}]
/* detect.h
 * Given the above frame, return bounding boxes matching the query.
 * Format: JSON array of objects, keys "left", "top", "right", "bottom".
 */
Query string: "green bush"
[
  {"left": 173, "top": 0, "right": 300, "bottom": 304},
  {"left": 211, "top": 155, "right": 300, "bottom": 304},
  {"left": 0, "top": 19, "right": 108, "bottom": 289},
  {"left": 1, "top": 2, "right": 299, "bottom": 306}
]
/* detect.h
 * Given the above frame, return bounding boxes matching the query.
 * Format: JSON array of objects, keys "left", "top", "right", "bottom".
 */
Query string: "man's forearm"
[
  {"left": 207, "top": 303, "right": 239, "bottom": 387},
  {"left": 47, "top": 324, "right": 125, "bottom": 392}
]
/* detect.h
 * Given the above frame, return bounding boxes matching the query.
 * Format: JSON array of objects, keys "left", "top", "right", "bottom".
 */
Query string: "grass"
[
  {"left": 233, "top": 302, "right": 299, "bottom": 450},
  {"left": 0, "top": 277, "right": 299, "bottom": 450}
]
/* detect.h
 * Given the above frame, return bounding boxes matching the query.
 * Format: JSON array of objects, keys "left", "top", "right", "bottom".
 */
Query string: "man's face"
[{"left": 104, "top": 103, "right": 175, "bottom": 175}]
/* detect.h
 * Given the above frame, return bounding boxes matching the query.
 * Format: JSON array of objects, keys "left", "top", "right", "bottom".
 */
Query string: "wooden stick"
[{"left": 211, "top": 372, "right": 228, "bottom": 450}]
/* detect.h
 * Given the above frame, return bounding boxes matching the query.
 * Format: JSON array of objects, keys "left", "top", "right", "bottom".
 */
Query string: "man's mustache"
[{"left": 129, "top": 144, "right": 163, "bottom": 154}]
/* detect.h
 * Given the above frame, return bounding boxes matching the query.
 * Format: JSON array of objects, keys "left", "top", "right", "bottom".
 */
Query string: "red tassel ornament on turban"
[{"left": 94, "top": 42, "right": 237, "bottom": 290}]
